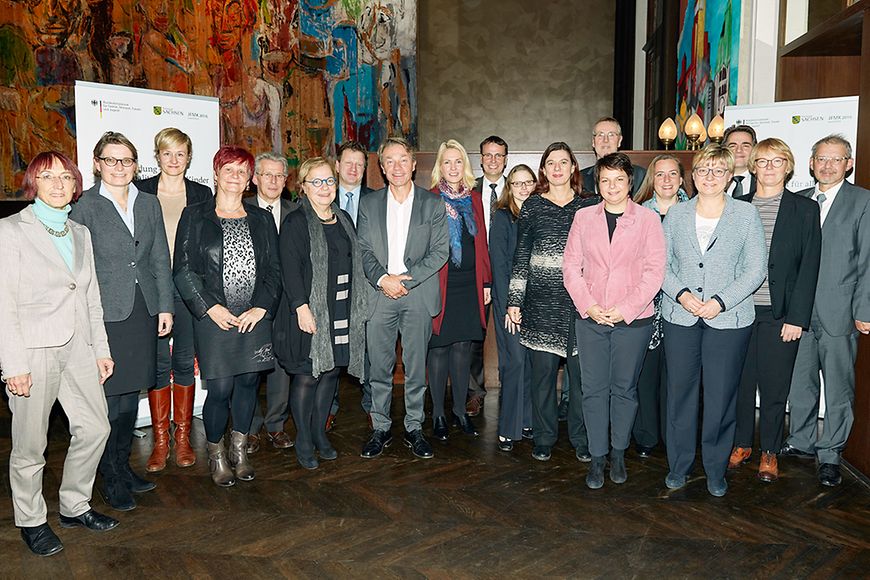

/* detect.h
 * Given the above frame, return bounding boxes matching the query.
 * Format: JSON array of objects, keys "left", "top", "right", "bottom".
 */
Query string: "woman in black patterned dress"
[{"left": 174, "top": 146, "right": 281, "bottom": 487}]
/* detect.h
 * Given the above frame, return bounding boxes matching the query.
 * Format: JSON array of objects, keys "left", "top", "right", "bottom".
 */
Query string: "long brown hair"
[
  {"left": 533, "top": 142, "right": 589, "bottom": 197},
  {"left": 634, "top": 154, "right": 686, "bottom": 204},
  {"left": 496, "top": 164, "right": 537, "bottom": 219}
]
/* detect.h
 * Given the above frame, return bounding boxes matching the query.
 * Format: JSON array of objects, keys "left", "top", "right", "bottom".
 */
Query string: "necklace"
[
  {"left": 317, "top": 211, "right": 336, "bottom": 223},
  {"left": 43, "top": 223, "right": 69, "bottom": 237}
]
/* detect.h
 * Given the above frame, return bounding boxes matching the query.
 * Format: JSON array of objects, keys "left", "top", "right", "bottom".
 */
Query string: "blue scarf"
[{"left": 438, "top": 178, "right": 477, "bottom": 267}]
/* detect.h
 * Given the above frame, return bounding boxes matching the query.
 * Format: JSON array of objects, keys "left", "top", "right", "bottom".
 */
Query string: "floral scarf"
[{"left": 438, "top": 178, "right": 477, "bottom": 267}]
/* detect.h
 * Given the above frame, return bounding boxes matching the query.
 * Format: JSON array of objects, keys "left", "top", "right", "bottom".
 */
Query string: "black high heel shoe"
[
  {"left": 433, "top": 416, "right": 449, "bottom": 441},
  {"left": 451, "top": 413, "right": 479, "bottom": 437}
]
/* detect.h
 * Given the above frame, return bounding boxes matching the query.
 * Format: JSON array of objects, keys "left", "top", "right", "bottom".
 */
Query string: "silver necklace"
[{"left": 43, "top": 223, "right": 70, "bottom": 237}]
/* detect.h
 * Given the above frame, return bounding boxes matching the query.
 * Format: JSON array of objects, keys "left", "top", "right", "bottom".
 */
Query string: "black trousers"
[
  {"left": 468, "top": 303, "right": 490, "bottom": 399},
  {"left": 529, "top": 319, "right": 586, "bottom": 449},
  {"left": 632, "top": 343, "right": 668, "bottom": 449},
  {"left": 663, "top": 320, "right": 752, "bottom": 482},
  {"left": 734, "top": 306, "right": 801, "bottom": 453}
]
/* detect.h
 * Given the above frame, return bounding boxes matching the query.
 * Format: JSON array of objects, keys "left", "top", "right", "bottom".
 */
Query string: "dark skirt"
[
  {"left": 103, "top": 285, "right": 157, "bottom": 396},
  {"left": 194, "top": 314, "right": 275, "bottom": 380}
]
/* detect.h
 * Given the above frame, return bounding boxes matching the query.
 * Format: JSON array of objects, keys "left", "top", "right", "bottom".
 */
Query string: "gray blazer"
[
  {"left": 70, "top": 183, "right": 174, "bottom": 322},
  {"left": 357, "top": 185, "right": 449, "bottom": 318},
  {"left": 661, "top": 195, "right": 767, "bottom": 329},
  {"left": 798, "top": 180, "right": 870, "bottom": 336},
  {"left": 0, "top": 206, "right": 111, "bottom": 379}
]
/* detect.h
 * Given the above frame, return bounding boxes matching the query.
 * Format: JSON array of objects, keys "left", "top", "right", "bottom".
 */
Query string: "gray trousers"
[
  {"left": 9, "top": 334, "right": 110, "bottom": 526},
  {"left": 576, "top": 319, "right": 653, "bottom": 457},
  {"left": 367, "top": 297, "right": 432, "bottom": 432},
  {"left": 250, "top": 359, "right": 292, "bottom": 434},
  {"left": 786, "top": 317, "right": 858, "bottom": 465}
]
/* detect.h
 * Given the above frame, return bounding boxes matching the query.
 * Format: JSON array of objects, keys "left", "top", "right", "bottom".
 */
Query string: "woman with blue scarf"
[{"left": 427, "top": 140, "right": 492, "bottom": 441}]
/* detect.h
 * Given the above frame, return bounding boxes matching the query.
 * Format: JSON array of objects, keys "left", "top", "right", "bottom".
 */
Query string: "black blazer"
[
  {"left": 489, "top": 207, "right": 517, "bottom": 318},
  {"left": 736, "top": 189, "right": 821, "bottom": 328},
  {"left": 581, "top": 164, "right": 646, "bottom": 196},
  {"left": 135, "top": 174, "right": 213, "bottom": 206},
  {"left": 243, "top": 195, "right": 299, "bottom": 231},
  {"left": 173, "top": 198, "right": 282, "bottom": 320}
]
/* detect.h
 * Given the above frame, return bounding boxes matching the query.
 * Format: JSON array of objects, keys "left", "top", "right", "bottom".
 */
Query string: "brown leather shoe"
[
  {"left": 246, "top": 433, "right": 261, "bottom": 454},
  {"left": 466, "top": 396, "right": 483, "bottom": 418},
  {"left": 757, "top": 451, "right": 778, "bottom": 483},
  {"left": 325, "top": 414, "right": 336, "bottom": 432},
  {"left": 728, "top": 446, "right": 751, "bottom": 470},
  {"left": 146, "top": 387, "right": 171, "bottom": 472},
  {"left": 172, "top": 383, "right": 197, "bottom": 468},
  {"left": 266, "top": 431, "right": 294, "bottom": 449}
]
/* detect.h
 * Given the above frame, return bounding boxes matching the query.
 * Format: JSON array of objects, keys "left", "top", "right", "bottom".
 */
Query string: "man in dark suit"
[
  {"left": 357, "top": 137, "right": 449, "bottom": 459},
  {"left": 467, "top": 135, "right": 509, "bottom": 416},
  {"left": 327, "top": 140, "right": 374, "bottom": 429},
  {"left": 245, "top": 152, "right": 298, "bottom": 454},
  {"left": 783, "top": 134, "right": 870, "bottom": 487},
  {"left": 724, "top": 124, "right": 758, "bottom": 197},
  {"left": 580, "top": 117, "right": 646, "bottom": 195}
]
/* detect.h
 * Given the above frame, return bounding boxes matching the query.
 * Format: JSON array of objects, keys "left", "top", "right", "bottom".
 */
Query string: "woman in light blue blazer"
[{"left": 660, "top": 145, "right": 766, "bottom": 497}]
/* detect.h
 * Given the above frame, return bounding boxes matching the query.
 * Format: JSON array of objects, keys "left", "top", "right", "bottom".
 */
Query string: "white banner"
[
  {"left": 74, "top": 81, "right": 220, "bottom": 191},
  {"left": 725, "top": 96, "right": 859, "bottom": 192}
]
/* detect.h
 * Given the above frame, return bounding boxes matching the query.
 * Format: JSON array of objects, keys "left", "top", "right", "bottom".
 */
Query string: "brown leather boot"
[
  {"left": 207, "top": 438, "right": 235, "bottom": 487},
  {"left": 145, "top": 387, "right": 171, "bottom": 472},
  {"left": 228, "top": 431, "right": 255, "bottom": 481},
  {"left": 172, "top": 383, "right": 197, "bottom": 468}
]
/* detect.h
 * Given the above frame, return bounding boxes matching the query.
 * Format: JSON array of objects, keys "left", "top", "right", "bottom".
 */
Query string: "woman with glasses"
[
  {"left": 70, "top": 132, "right": 174, "bottom": 511},
  {"left": 1, "top": 152, "right": 119, "bottom": 556},
  {"left": 729, "top": 138, "right": 821, "bottom": 482},
  {"left": 507, "top": 142, "right": 598, "bottom": 462},
  {"left": 272, "top": 158, "right": 367, "bottom": 469},
  {"left": 659, "top": 144, "right": 766, "bottom": 497},
  {"left": 426, "top": 141, "right": 492, "bottom": 442},
  {"left": 630, "top": 154, "right": 690, "bottom": 458},
  {"left": 491, "top": 165, "right": 536, "bottom": 451},
  {"left": 174, "top": 146, "right": 281, "bottom": 486},
  {"left": 135, "top": 128, "right": 212, "bottom": 473}
]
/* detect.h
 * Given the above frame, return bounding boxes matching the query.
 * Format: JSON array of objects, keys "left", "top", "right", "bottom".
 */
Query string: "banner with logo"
[
  {"left": 74, "top": 81, "right": 220, "bottom": 191},
  {"left": 725, "top": 96, "right": 859, "bottom": 191}
]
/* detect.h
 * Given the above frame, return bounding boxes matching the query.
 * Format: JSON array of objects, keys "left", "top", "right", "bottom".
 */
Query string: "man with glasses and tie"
[
  {"left": 782, "top": 134, "right": 870, "bottom": 487},
  {"left": 466, "top": 135, "right": 509, "bottom": 416},
  {"left": 723, "top": 124, "right": 758, "bottom": 197},
  {"left": 580, "top": 117, "right": 646, "bottom": 195},
  {"left": 326, "top": 140, "right": 375, "bottom": 431},
  {"left": 244, "top": 152, "right": 298, "bottom": 454}
]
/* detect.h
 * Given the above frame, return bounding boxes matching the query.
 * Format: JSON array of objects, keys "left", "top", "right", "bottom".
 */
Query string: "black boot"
[
  {"left": 116, "top": 410, "right": 156, "bottom": 494},
  {"left": 98, "top": 417, "right": 136, "bottom": 511}
]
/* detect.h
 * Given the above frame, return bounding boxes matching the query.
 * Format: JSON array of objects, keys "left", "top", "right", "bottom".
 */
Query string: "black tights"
[
  {"left": 203, "top": 372, "right": 260, "bottom": 443},
  {"left": 290, "top": 368, "right": 341, "bottom": 456},
  {"left": 100, "top": 391, "right": 142, "bottom": 476},
  {"left": 427, "top": 341, "right": 472, "bottom": 419}
]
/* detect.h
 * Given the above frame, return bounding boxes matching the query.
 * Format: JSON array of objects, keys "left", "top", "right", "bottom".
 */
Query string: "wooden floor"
[{"left": 1, "top": 379, "right": 868, "bottom": 579}]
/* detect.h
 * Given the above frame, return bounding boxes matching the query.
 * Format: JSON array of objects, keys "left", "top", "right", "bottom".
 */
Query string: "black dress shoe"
[
  {"left": 780, "top": 443, "right": 814, "bottom": 459},
  {"left": 20, "top": 523, "right": 63, "bottom": 557},
  {"left": 636, "top": 444, "right": 654, "bottom": 458},
  {"left": 451, "top": 413, "right": 479, "bottom": 437},
  {"left": 360, "top": 429, "right": 392, "bottom": 458},
  {"left": 99, "top": 479, "right": 136, "bottom": 512},
  {"left": 119, "top": 464, "right": 157, "bottom": 494},
  {"left": 532, "top": 445, "right": 551, "bottom": 461},
  {"left": 498, "top": 437, "right": 513, "bottom": 452},
  {"left": 432, "top": 416, "right": 449, "bottom": 441},
  {"left": 403, "top": 429, "right": 434, "bottom": 459},
  {"left": 59, "top": 509, "right": 120, "bottom": 532},
  {"left": 818, "top": 463, "right": 842, "bottom": 487},
  {"left": 521, "top": 427, "right": 534, "bottom": 440}
]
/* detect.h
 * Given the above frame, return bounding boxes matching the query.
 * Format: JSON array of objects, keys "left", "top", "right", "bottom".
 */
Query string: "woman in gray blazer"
[
  {"left": 660, "top": 145, "right": 766, "bottom": 497},
  {"left": 70, "top": 132, "right": 174, "bottom": 512},
  {"left": 0, "top": 152, "right": 119, "bottom": 556}
]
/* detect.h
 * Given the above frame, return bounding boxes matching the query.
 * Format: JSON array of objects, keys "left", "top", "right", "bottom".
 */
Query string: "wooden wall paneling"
[{"left": 775, "top": 56, "right": 861, "bottom": 101}]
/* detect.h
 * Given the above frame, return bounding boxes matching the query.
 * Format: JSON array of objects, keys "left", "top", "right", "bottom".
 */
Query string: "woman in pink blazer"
[{"left": 563, "top": 153, "right": 666, "bottom": 490}]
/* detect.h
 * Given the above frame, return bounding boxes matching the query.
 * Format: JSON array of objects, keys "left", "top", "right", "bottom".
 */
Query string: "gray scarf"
[{"left": 302, "top": 197, "right": 368, "bottom": 378}]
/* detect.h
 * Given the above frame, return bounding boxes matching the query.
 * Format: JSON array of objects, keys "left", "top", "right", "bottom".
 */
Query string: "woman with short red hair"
[{"left": 173, "top": 146, "right": 282, "bottom": 487}]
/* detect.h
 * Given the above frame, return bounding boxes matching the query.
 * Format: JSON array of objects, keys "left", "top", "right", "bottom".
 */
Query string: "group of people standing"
[{"left": 1, "top": 119, "right": 867, "bottom": 557}]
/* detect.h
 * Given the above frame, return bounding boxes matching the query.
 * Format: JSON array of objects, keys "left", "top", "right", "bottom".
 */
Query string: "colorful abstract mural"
[
  {"left": 0, "top": 0, "right": 417, "bottom": 198},
  {"left": 675, "top": 0, "right": 740, "bottom": 149}
]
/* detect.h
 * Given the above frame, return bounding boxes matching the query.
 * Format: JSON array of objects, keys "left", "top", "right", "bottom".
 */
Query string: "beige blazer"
[{"left": 0, "top": 205, "right": 111, "bottom": 380}]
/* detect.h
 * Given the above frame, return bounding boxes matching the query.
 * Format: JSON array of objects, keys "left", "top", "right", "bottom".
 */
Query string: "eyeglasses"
[
  {"left": 257, "top": 172, "right": 287, "bottom": 181},
  {"left": 305, "top": 177, "right": 337, "bottom": 188},
  {"left": 510, "top": 180, "right": 535, "bottom": 189},
  {"left": 694, "top": 167, "right": 729, "bottom": 178},
  {"left": 813, "top": 155, "right": 849, "bottom": 165},
  {"left": 36, "top": 173, "right": 76, "bottom": 184},
  {"left": 754, "top": 157, "right": 787, "bottom": 169},
  {"left": 482, "top": 153, "right": 506, "bottom": 161},
  {"left": 98, "top": 156, "right": 136, "bottom": 167},
  {"left": 593, "top": 131, "right": 620, "bottom": 140}
]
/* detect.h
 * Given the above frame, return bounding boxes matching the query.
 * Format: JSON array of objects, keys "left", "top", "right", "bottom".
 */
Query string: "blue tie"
[{"left": 344, "top": 191, "right": 355, "bottom": 219}]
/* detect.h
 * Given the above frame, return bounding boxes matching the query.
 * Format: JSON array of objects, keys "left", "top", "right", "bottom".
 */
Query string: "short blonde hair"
[
  {"left": 750, "top": 137, "right": 795, "bottom": 180},
  {"left": 297, "top": 156, "right": 335, "bottom": 189},
  {"left": 692, "top": 144, "right": 735, "bottom": 173},
  {"left": 154, "top": 127, "right": 192, "bottom": 159},
  {"left": 430, "top": 140, "right": 476, "bottom": 189}
]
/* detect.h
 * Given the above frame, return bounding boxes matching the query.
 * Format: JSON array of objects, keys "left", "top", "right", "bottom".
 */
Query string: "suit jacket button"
[
  {"left": 130, "top": 261, "right": 136, "bottom": 267},
  {"left": 699, "top": 263, "right": 704, "bottom": 268},
  {"left": 696, "top": 287, "right": 703, "bottom": 293},
  {"left": 68, "top": 283, "right": 76, "bottom": 290}
]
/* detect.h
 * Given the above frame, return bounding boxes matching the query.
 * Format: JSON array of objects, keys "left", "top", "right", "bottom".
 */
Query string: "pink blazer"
[{"left": 563, "top": 200, "right": 666, "bottom": 324}]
